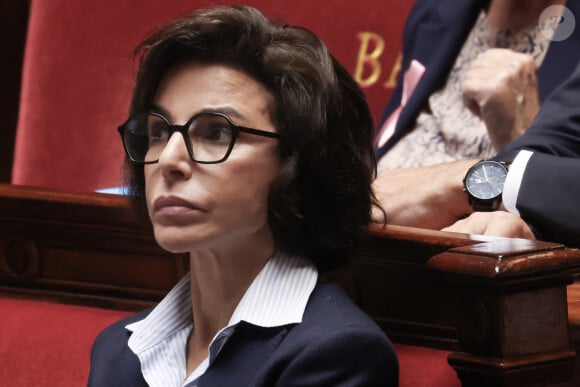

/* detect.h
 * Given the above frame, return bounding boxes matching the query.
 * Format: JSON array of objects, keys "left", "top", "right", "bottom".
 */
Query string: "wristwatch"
[{"left": 463, "top": 160, "right": 509, "bottom": 212}]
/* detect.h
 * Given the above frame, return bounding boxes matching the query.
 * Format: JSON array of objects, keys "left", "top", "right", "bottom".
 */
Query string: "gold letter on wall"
[
  {"left": 354, "top": 32, "right": 385, "bottom": 87},
  {"left": 384, "top": 52, "right": 402, "bottom": 89}
]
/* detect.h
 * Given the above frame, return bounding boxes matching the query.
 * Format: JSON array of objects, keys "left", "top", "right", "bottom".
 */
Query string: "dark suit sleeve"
[
  {"left": 274, "top": 327, "right": 398, "bottom": 387},
  {"left": 87, "top": 313, "right": 149, "bottom": 387},
  {"left": 495, "top": 62, "right": 580, "bottom": 246}
]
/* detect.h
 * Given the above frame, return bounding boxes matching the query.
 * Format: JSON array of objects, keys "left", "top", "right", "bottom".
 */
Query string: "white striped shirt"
[{"left": 125, "top": 252, "right": 318, "bottom": 387}]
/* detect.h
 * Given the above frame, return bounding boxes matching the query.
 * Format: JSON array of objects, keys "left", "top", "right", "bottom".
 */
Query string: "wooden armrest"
[
  {"left": 0, "top": 183, "right": 186, "bottom": 310},
  {"left": 348, "top": 223, "right": 580, "bottom": 386},
  {"left": 2, "top": 183, "right": 580, "bottom": 386}
]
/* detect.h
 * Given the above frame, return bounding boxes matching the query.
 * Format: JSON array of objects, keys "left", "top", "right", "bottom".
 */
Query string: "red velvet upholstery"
[
  {"left": 395, "top": 344, "right": 460, "bottom": 387},
  {"left": 1, "top": 297, "right": 459, "bottom": 387},
  {"left": 12, "top": 0, "right": 412, "bottom": 192},
  {"left": 0, "top": 297, "right": 131, "bottom": 386}
]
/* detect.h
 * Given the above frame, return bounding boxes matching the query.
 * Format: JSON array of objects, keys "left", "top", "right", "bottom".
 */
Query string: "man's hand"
[
  {"left": 462, "top": 48, "right": 540, "bottom": 150},
  {"left": 372, "top": 159, "right": 476, "bottom": 229},
  {"left": 442, "top": 211, "right": 536, "bottom": 239}
]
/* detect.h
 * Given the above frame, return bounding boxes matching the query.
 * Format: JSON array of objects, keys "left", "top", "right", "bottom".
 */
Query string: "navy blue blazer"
[
  {"left": 88, "top": 282, "right": 399, "bottom": 386},
  {"left": 494, "top": 60, "right": 580, "bottom": 247},
  {"left": 376, "top": 0, "right": 580, "bottom": 160}
]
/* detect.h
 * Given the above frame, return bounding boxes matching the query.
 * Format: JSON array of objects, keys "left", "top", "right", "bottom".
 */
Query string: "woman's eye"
[
  {"left": 149, "top": 125, "right": 169, "bottom": 143},
  {"left": 197, "top": 125, "right": 232, "bottom": 143}
]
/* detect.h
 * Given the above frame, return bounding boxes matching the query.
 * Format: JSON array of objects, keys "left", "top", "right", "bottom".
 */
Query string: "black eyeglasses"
[{"left": 118, "top": 111, "right": 281, "bottom": 164}]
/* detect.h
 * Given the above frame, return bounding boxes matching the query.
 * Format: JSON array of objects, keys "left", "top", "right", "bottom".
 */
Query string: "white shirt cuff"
[{"left": 502, "top": 150, "right": 533, "bottom": 216}]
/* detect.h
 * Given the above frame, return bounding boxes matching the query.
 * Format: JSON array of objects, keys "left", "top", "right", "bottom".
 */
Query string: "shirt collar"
[
  {"left": 125, "top": 273, "right": 192, "bottom": 353},
  {"left": 125, "top": 251, "right": 318, "bottom": 353},
  {"left": 229, "top": 251, "right": 318, "bottom": 327}
]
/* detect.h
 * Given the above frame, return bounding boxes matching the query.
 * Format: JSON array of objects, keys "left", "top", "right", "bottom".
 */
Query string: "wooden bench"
[{"left": 2, "top": 183, "right": 580, "bottom": 386}]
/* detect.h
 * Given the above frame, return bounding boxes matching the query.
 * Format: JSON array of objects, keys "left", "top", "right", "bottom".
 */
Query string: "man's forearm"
[{"left": 372, "top": 158, "right": 478, "bottom": 229}]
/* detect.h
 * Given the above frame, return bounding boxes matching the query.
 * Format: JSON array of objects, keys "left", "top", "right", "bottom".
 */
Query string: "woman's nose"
[{"left": 157, "top": 132, "right": 194, "bottom": 179}]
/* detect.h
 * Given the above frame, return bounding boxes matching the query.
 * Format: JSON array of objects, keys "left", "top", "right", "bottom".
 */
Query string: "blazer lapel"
[{"left": 198, "top": 322, "right": 291, "bottom": 387}]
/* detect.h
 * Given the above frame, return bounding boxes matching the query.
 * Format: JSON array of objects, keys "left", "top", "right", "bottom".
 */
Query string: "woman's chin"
[
  {"left": 154, "top": 239, "right": 189, "bottom": 254},
  {"left": 153, "top": 226, "right": 215, "bottom": 253},
  {"left": 158, "top": 244, "right": 189, "bottom": 254},
  {"left": 154, "top": 231, "right": 197, "bottom": 253}
]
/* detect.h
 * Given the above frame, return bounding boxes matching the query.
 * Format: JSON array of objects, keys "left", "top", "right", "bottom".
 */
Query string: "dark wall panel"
[{"left": 0, "top": 1, "right": 29, "bottom": 182}]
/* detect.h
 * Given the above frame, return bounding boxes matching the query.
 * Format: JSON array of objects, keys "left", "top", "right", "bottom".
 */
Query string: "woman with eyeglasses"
[{"left": 88, "top": 5, "right": 398, "bottom": 387}]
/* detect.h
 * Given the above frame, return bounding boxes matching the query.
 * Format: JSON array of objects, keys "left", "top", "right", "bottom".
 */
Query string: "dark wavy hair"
[{"left": 124, "top": 5, "right": 381, "bottom": 273}]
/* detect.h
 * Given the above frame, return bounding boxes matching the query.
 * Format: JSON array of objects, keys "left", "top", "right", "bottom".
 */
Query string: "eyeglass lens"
[{"left": 124, "top": 113, "right": 234, "bottom": 163}]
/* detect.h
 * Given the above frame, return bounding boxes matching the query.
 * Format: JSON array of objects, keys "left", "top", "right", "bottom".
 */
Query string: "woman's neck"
[
  {"left": 183, "top": 234, "right": 275, "bottom": 375},
  {"left": 487, "top": 0, "right": 566, "bottom": 30},
  {"left": 186, "top": 230, "right": 275, "bottom": 349}
]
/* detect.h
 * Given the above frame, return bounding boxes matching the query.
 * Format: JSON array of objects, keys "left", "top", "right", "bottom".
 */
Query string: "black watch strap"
[{"left": 469, "top": 197, "right": 502, "bottom": 212}]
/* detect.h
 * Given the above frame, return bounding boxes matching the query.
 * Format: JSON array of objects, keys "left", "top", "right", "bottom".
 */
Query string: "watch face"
[{"left": 465, "top": 161, "right": 507, "bottom": 200}]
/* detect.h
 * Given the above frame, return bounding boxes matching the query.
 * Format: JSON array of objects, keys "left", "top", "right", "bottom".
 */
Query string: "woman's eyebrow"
[
  {"left": 198, "top": 107, "right": 244, "bottom": 120},
  {"left": 149, "top": 105, "right": 246, "bottom": 122},
  {"left": 150, "top": 104, "right": 172, "bottom": 120}
]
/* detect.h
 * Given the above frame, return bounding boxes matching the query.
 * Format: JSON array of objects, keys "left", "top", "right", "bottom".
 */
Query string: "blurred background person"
[
  {"left": 375, "top": 0, "right": 580, "bottom": 171},
  {"left": 373, "top": 60, "right": 580, "bottom": 248}
]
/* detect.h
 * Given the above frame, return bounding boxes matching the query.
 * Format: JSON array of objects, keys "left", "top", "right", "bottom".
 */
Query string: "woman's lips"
[{"left": 153, "top": 195, "right": 204, "bottom": 216}]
